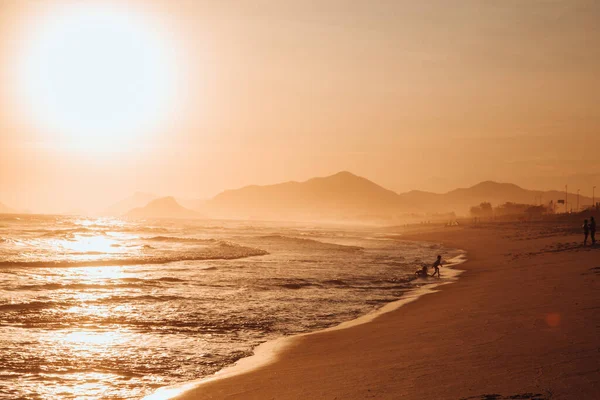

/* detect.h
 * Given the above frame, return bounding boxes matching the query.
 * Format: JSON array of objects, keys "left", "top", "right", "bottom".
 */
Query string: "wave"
[
  {"left": 322, "top": 279, "right": 347, "bottom": 286},
  {"left": 38, "top": 227, "right": 104, "bottom": 237},
  {"left": 0, "top": 295, "right": 185, "bottom": 312},
  {"left": 259, "top": 235, "right": 363, "bottom": 251},
  {"left": 279, "top": 282, "right": 317, "bottom": 289},
  {"left": 9, "top": 282, "right": 154, "bottom": 291},
  {"left": 8, "top": 277, "right": 188, "bottom": 292},
  {"left": 70, "top": 251, "right": 107, "bottom": 256},
  {"left": 121, "top": 226, "right": 171, "bottom": 234},
  {"left": 19, "top": 226, "right": 174, "bottom": 239},
  {"left": 0, "top": 300, "right": 63, "bottom": 311},
  {"left": 0, "top": 245, "right": 268, "bottom": 268},
  {"left": 92, "top": 294, "right": 185, "bottom": 304},
  {"left": 14, "top": 283, "right": 141, "bottom": 291},
  {"left": 1, "top": 313, "right": 275, "bottom": 335},
  {"left": 147, "top": 236, "right": 217, "bottom": 243},
  {"left": 156, "top": 277, "right": 185, "bottom": 282}
]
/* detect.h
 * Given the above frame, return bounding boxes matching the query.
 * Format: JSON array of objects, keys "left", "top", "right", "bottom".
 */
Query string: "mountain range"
[
  {"left": 202, "top": 172, "right": 593, "bottom": 221},
  {"left": 94, "top": 171, "right": 597, "bottom": 222},
  {"left": 396, "top": 181, "right": 590, "bottom": 215},
  {"left": 204, "top": 171, "right": 401, "bottom": 220}
]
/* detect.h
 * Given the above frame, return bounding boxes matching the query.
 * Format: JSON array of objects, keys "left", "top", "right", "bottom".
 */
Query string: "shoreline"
[
  {"left": 149, "top": 222, "right": 600, "bottom": 399},
  {"left": 144, "top": 249, "right": 468, "bottom": 400}
]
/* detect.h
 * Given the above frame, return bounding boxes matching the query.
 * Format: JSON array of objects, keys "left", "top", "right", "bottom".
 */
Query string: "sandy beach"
[{"left": 154, "top": 221, "right": 600, "bottom": 400}]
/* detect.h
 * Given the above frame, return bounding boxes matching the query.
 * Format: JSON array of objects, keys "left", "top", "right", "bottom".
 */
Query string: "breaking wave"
[
  {"left": 147, "top": 236, "right": 217, "bottom": 243},
  {"left": 259, "top": 235, "right": 363, "bottom": 251},
  {"left": 0, "top": 244, "right": 268, "bottom": 268}
]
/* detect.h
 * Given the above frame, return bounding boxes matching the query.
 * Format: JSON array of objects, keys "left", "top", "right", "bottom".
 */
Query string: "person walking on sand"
[
  {"left": 431, "top": 255, "right": 443, "bottom": 278},
  {"left": 583, "top": 219, "right": 589, "bottom": 246},
  {"left": 590, "top": 216, "right": 596, "bottom": 245}
]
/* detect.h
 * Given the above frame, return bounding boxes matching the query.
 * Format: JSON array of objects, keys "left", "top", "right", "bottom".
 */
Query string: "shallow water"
[{"left": 0, "top": 215, "right": 453, "bottom": 399}]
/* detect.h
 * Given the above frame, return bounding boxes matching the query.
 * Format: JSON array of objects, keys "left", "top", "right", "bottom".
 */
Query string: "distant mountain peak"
[
  {"left": 470, "top": 181, "right": 522, "bottom": 189},
  {"left": 207, "top": 171, "right": 401, "bottom": 221},
  {"left": 473, "top": 180, "right": 500, "bottom": 186},
  {"left": 309, "top": 171, "right": 382, "bottom": 186},
  {"left": 125, "top": 196, "right": 200, "bottom": 220},
  {"left": 332, "top": 171, "right": 357, "bottom": 178}
]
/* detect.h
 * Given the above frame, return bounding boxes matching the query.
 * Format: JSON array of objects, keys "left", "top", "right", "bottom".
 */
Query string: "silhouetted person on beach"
[
  {"left": 415, "top": 264, "right": 428, "bottom": 278},
  {"left": 431, "top": 255, "right": 442, "bottom": 277},
  {"left": 590, "top": 216, "right": 596, "bottom": 245},
  {"left": 583, "top": 219, "right": 589, "bottom": 245}
]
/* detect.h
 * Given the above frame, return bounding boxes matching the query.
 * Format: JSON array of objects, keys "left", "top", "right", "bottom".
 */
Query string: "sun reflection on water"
[
  {"left": 59, "top": 235, "right": 117, "bottom": 253},
  {"left": 48, "top": 217, "right": 144, "bottom": 262},
  {"left": 64, "top": 266, "right": 128, "bottom": 281},
  {"left": 0, "top": 216, "right": 443, "bottom": 398},
  {"left": 34, "top": 330, "right": 139, "bottom": 399},
  {"left": 62, "top": 330, "right": 129, "bottom": 347}
]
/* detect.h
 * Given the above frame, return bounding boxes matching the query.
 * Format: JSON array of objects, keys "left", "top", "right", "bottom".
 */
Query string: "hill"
[
  {"left": 102, "top": 192, "right": 158, "bottom": 216},
  {"left": 125, "top": 197, "right": 201, "bottom": 219},
  {"left": 398, "top": 181, "right": 593, "bottom": 215},
  {"left": 206, "top": 172, "right": 594, "bottom": 221},
  {"left": 206, "top": 171, "right": 402, "bottom": 221}
]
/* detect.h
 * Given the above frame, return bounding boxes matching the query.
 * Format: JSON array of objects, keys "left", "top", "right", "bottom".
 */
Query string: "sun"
[{"left": 14, "top": 3, "right": 179, "bottom": 149}]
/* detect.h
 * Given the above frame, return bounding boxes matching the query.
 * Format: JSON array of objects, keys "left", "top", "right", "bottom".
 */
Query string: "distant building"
[{"left": 470, "top": 201, "right": 550, "bottom": 221}]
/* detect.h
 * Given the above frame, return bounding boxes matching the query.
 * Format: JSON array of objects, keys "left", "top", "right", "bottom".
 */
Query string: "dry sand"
[{"left": 154, "top": 221, "right": 600, "bottom": 400}]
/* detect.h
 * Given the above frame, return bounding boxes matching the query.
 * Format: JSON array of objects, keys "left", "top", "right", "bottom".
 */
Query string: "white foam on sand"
[{"left": 143, "top": 251, "right": 468, "bottom": 400}]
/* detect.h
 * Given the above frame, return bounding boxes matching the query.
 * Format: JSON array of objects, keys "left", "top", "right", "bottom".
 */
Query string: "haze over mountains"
[
  {"left": 205, "top": 171, "right": 400, "bottom": 221},
  {"left": 396, "top": 181, "right": 592, "bottom": 215},
  {"left": 200, "top": 171, "right": 594, "bottom": 221},
  {"left": 2, "top": 172, "right": 595, "bottom": 221},
  {"left": 125, "top": 197, "right": 201, "bottom": 220}
]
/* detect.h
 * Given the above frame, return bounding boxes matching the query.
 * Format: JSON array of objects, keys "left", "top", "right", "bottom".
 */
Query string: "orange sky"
[{"left": 1, "top": 0, "right": 599, "bottom": 213}]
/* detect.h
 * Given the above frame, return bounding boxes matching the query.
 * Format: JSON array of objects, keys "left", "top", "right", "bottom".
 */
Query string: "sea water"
[{"left": 0, "top": 215, "right": 454, "bottom": 399}]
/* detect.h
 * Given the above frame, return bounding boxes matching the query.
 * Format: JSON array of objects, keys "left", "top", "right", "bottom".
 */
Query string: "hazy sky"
[{"left": 1, "top": 0, "right": 599, "bottom": 213}]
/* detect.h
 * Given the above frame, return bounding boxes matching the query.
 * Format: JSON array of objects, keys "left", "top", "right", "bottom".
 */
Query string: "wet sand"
[{"left": 156, "top": 222, "right": 600, "bottom": 400}]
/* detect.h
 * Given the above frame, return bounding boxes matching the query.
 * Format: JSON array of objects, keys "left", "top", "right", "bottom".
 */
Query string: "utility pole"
[
  {"left": 577, "top": 189, "right": 580, "bottom": 212},
  {"left": 565, "top": 185, "right": 568, "bottom": 213}
]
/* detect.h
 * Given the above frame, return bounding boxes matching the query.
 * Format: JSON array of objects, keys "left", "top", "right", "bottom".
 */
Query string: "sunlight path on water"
[{"left": 0, "top": 215, "right": 458, "bottom": 398}]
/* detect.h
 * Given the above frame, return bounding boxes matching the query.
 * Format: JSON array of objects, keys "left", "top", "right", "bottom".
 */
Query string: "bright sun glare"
[{"left": 15, "top": 3, "right": 179, "bottom": 149}]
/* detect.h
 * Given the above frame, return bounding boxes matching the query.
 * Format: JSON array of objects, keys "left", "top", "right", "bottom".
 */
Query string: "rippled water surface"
[{"left": 0, "top": 215, "right": 452, "bottom": 399}]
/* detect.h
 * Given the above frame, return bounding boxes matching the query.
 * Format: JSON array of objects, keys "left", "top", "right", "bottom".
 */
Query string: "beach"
[
  {"left": 160, "top": 221, "right": 600, "bottom": 400},
  {"left": 0, "top": 215, "right": 451, "bottom": 398}
]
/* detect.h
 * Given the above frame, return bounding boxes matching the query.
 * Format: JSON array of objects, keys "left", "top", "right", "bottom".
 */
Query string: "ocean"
[{"left": 0, "top": 214, "right": 457, "bottom": 399}]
